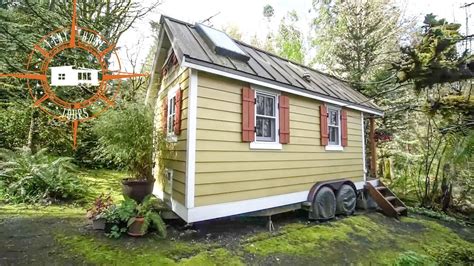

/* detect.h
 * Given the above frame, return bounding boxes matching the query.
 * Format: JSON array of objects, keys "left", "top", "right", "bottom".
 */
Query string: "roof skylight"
[{"left": 195, "top": 23, "right": 250, "bottom": 62}]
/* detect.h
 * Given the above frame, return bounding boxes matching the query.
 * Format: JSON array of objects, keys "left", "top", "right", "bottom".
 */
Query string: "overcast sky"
[{"left": 116, "top": 0, "right": 473, "bottom": 72}]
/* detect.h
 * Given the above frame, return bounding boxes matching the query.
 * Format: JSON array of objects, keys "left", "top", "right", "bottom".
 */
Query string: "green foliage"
[
  {"left": 274, "top": 11, "right": 305, "bottom": 64},
  {"left": 0, "top": 148, "right": 88, "bottom": 203},
  {"left": 0, "top": 103, "right": 30, "bottom": 149},
  {"left": 92, "top": 103, "right": 156, "bottom": 180},
  {"left": 103, "top": 196, "right": 167, "bottom": 238},
  {"left": 395, "top": 13, "right": 473, "bottom": 90},
  {"left": 103, "top": 198, "right": 136, "bottom": 224},
  {"left": 394, "top": 251, "right": 432, "bottom": 266},
  {"left": 408, "top": 207, "right": 466, "bottom": 225},
  {"left": 130, "top": 195, "right": 167, "bottom": 238},
  {"left": 86, "top": 193, "right": 114, "bottom": 220},
  {"left": 312, "top": 0, "right": 406, "bottom": 90}
]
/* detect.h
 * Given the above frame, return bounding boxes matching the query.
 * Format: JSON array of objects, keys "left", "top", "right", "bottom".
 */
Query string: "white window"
[
  {"left": 166, "top": 86, "right": 178, "bottom": 142},
  {"left": 251, "top": 89, "right": 282, "bottom": 150},
  {"left": 256, "top": 92, "right": 277, "bottom": 142},
  {"left": 326, "top": 106, "right": 342, "bottom": 150},
  {"left": 167, "top": 95, "right": 176, "bottom": 135},
  {"left": 58, "top": 73, "right": 65, "bottom": 80}
]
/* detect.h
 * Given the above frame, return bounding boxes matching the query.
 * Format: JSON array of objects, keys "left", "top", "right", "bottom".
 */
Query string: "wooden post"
[{"left": 369, "top": 117, "right": 377, "bottom": 178}]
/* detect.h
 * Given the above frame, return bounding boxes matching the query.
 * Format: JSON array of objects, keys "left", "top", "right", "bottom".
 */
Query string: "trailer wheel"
[
  {"left": 336, "top": 184, "right": 356, "bottom": 215},
  {"left": 312, "top": 186, "right": 336, "bottom": 220}
]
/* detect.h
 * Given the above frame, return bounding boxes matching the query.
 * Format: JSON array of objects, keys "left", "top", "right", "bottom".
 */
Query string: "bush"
[
  {"left": 0, "top": 148, "right": 88, "bottom": 203},
  {"left": 92, "top": 103, "right": 161, "bottom": 180}
]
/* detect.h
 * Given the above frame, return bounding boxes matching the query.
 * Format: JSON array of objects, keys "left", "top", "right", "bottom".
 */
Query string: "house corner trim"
[{"left": 185, "top": 68, "right": 197, "bottom": 208}]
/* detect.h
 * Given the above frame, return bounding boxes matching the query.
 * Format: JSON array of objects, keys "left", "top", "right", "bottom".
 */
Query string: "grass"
[
  {"left": 55, "top": 234, "right": 244, "bottom": 265},
  {"left": 1, "top": 169, "right": 473, "bottom": 265},
  {"left": 244, "top": 213, "right": 474, "bottom": 264},
  {"left": 0, "top": 169, "right": 126, "bottom": 218},
  {"left": 80, "top": 168, "right": 126, "bottom": 202}
]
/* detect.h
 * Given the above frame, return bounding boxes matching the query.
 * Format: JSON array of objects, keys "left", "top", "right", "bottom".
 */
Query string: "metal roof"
[{"left": 160, "top": 16, "right": 383, "bottom": 115}]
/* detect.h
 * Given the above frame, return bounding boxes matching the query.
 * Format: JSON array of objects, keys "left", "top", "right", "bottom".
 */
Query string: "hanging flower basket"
[{"left": 375, "top": 129, "right": 393, "bottom": 143}]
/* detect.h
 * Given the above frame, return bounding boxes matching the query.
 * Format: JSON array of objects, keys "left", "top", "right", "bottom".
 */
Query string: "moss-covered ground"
[{"left": 0, "top": 169, "right": 473, "bottom": 265}]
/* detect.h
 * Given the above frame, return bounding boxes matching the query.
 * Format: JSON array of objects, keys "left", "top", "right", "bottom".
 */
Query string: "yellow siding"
[
  {"left": 194, "top": 72, "right": 364, "bottom": 206},
  {"left": 154, "top": 67, "right": 189, "bottom": 205}
]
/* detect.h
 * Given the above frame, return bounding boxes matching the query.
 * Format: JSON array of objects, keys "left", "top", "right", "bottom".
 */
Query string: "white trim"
[
  {"left": 187, "top": 191, "right": 308, "bottom": 222},
  {"left": 326, "top": 105, "right": 342, "bottom": 146},
  {"left": 166, "top": 85, "right": 179, "bottom": 142},
  {"left": 325, "top": 145, "right": 344, "bottom": 151},
  {"left": 251, "top": 88, "right": 282, "bottom": 149},
  {"left": 185, "top": 69, "right": 198, "bottom": 208},
  {"left": 361, "top": 112, "right": 367, "bottom": 182},
  {"left": 250, "top": 142, "right": 282, "bottom": 150},
  {"left": 165, "top": 179, "right": 369, "bottom": 222},
  {"left": 170, "top": 198, "right": 189, "bottom": 221},
  {"left": 181, "top": 58, "right": 384, "bottom": 116}
]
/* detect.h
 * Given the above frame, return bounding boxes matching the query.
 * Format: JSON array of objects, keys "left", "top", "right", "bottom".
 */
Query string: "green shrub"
[
  {"left": 0, "top": 148, "right": 88, "bottom": 203},
  {"left": 394, "top": 251, "right": 433, "bottom": 265},
  {"left": 92, "top": 103, "right": 156, "bottom": 180}
]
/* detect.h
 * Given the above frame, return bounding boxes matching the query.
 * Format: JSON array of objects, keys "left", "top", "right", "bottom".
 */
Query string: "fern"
[
  {"left": 149, "top": 211, "right": 167, "bottom": 238},
  {"left": 0, "top": 147, "right": 88, "bottom": 203}
]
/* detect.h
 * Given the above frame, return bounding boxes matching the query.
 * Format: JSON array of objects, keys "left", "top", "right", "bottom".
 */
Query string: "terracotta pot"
[
  {"left": 122, "top": 178, "right": 155, "bottom": 203},
  {"left": 92, "top": 218, "right": 106, "bottom": 230},
  {"left": 127, "top": 217, "right": 146, "bottom": 237}
]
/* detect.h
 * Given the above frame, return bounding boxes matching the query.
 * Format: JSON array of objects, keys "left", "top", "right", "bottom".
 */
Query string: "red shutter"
[
  {"left": 242, "top": 86, "right": 255, "bottom": 142},
  {"left": 174, "top": 88, "right": 182, "bottom": 135},
  {"left": 279, "top": 95, "right": 290, "bottom": 144},
  {"left": 320, "top": 105, "right": 329, "bottom": 146},
  {"left": 341, "top": 109, "right": 348, "bottom": 147},
  {"left": 162, "top": 98, "right": 168, "bottom": 133}
]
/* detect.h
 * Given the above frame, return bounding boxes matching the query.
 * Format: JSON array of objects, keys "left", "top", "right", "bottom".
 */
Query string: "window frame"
[
  {"left": 166, "top": 86, "right": 179, "bottom": 143},
  {"left": 250, "top": 87, "right": 282, "bottom": 150},
  {"left": 325, "top": 105, "right": 343, "bottom": 151},
  {"left": 58, "top": 73, "right": 65, "bottom": 80}
]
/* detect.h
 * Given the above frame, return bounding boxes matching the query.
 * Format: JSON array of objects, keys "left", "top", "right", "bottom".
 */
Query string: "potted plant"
[
  {"left": 86, "top": 193, "right": 114, "bottom": 230},
  {"left": 93, "top": 104, "right": 168, "bottom": 202},
  {"left": 127, "top": 195, "right": 167, "bottom": 237},
  {"left": 103, "top": 198, "right": 136, "bottom": 237}
]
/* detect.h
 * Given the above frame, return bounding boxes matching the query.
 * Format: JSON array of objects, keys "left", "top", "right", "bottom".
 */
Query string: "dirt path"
[{"left": 0, "top": 209, "right": 473, "bottom": 265}]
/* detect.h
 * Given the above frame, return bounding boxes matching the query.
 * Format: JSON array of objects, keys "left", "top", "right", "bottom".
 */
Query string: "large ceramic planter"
[
  {"left": 127, "top": 217, "right": 146, "bottom": 237},
  {"left": 92, "top": 218, "right": 106, "bottom": 230},
  {"left": 121, "top": 178, "right": 155, "bottom": 203}
]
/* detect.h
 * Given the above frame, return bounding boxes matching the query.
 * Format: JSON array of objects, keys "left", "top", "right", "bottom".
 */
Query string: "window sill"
[
  {"left": 250, "top": 142, "right": 282, "bottom": 150},
  {"left": 325, "top": 145, "right": 344, "bottom": 151},
  {"left": 166, "top": 135, "right": 178, "bottom": 143}
]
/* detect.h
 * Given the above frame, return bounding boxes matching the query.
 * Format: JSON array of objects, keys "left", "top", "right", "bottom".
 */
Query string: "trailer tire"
[
  {"left": 312, "top": 186, "right": 336, "bottom": 220},
  {"left": 335, "top": 184, "right": 356, "bottom": 215}
]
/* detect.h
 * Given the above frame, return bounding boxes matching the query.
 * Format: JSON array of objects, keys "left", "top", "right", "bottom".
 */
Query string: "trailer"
[{"left": 146, "top": 16, "right": 406, "bottom": 224}]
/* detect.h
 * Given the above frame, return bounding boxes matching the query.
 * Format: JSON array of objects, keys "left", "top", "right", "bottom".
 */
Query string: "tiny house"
[
  {"left": 146, "top": 16, "right": 404, "bottom": 223},
  {"left": 50, "top": 66, "right": 100, "bottom": 86}
]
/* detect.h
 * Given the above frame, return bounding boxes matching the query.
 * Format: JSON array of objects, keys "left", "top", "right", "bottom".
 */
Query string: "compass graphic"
[{"left": 0, "top": 0, "right": 147, "bottom": 148}]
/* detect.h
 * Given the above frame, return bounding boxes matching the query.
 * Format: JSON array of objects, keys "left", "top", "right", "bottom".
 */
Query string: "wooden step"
[
  {"left": 385, "top": 196, "right": 396, "bottom": 201},
  {"left": 395, "top": 206, "right": 407, "bottom": 214},
  {"left": 366, "top": 180, "right": 408, "bottom": 218}
]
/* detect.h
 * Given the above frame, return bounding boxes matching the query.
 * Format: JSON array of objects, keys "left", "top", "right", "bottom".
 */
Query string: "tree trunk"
[{"left": 27, "top": 108, "right": 39, "bottom": 154}]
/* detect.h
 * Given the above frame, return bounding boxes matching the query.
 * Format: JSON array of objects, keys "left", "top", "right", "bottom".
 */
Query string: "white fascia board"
[
  {"left": 185, "top": 69, "right": 197, "bottom": 208},
  {"left": 181, "top": 57, "right": 384, "bottom": 117}
]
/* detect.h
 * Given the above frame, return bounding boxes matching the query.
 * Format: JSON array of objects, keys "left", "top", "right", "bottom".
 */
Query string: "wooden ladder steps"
[
  {"left": 395, "top": 206, "right": 407, "bottom": 214},
  {"left": 366, "top": 181, "right": 408, "bottom": 218},
  {"left": 385, "top": 196, "right": 396, "bottom": 201}
]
